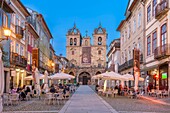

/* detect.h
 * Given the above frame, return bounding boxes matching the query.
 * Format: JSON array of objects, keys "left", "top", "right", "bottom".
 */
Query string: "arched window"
[
  {"left": 70, "top": 38, "right": 73, "bottom": 45},
  {"left": 98, "top": 50, "right": 101, "bottom": 55},
  {"left": 74, "top": 38, "right": 77, "bottom": 45},
  {"left": 85, "top": 40, "right": 88, "bottom": 46},
  {"left": 72, "top": 51, "right": 74, "bottom": 55},
  {"left": 98, "top": 37, "right": 102, "bottom": 45}
]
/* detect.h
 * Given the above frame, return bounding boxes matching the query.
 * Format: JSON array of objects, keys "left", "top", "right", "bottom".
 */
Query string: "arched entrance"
[
  {"left": 69, "top": 72, "right": 76, "bottom": 84},
  {"left": 79, "top": 72, "right": 91, "bottom": 85},
  {"left": 94, "top": 71, "right": 102, "bottom": 85}
]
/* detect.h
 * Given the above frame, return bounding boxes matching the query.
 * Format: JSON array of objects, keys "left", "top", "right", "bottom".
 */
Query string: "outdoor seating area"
[
  {"left": 93, "top": 71, "right": 145, "bottom": 99},
  {"left": 147, "top": 89, "right": 169, "bottom": 98},
  {"left": 2, "top": 83, "right": 77, "bottom": 107}
]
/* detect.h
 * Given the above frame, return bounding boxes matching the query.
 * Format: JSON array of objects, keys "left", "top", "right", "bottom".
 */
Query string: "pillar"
[{"left": 6, "top": 71, "right": 10, "bottom": 93}]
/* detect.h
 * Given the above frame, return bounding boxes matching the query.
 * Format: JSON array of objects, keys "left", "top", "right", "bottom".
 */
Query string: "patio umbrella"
[
  {"left": 122, "top": 74, "right": 144, "bottom": 81},
  {"left": 98, "top": 71, "right": 126, "bottom": 80},
  {"left": 50, "top": 72, "right": 75, "bottom": 80},
  {"left": 0, "top": 49, "right": 4, "bottom": 112},
  {"left": 24, "top": 74, "right": 44, "bottom": 81}
]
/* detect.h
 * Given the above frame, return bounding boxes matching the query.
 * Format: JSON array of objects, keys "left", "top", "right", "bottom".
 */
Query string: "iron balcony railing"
[
  {"left": 118, "top": 54, "right": 143, "bottom": 72},
  {"left": 11, "top": 52, "right": 27, "bottom": 68},
  {"left": 15, "top": 25, "right": 23, "bottom": 39},
  {"left": 154, "top": 44, "right": 170, "bottom": 59},
  {"left": 155, "top": 0, "right": 169, "bottom": 19}
]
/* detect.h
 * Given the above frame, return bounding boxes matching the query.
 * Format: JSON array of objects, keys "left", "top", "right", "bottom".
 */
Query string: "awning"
[
  {"left": 141, "top": 60, "right": 168, "bottom": 72},
  {"left": 141, "top": 65, "right": 158, "bottom": 72}
]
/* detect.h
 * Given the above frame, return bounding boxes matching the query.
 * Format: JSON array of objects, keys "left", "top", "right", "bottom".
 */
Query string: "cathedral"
[{"left": 66, "top": 24, "right": 107, "bottom": 85}]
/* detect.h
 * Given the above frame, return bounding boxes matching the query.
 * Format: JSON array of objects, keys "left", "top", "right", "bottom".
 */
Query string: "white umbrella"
[
  {"left": 97, "top": 71, "right": 126, "bottom": 80},
  {"left": 24, "top": 76, "right": 33, "bottom": 80},
  {"left": 122, "top": 74, "right": 144, "bottom": 81},
  {"left": 0, "top": 49, "right": 4, "bottom": 112},
  {"left": 50, "top": 72, "right": 75, "bottom": 80},
  {"left": 24, "top": 74, "right": 44, "bottom": 81}
]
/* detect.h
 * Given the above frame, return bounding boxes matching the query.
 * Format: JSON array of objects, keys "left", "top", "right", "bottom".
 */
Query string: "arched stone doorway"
[
  {"left": 95, "top": 71, "right": 101, "bottom": 75},
  {"left": 94, "top": 71, "right": 102, "bottom": 85},
  {"left": 79, "top": 72, "right": 91, "bottom": 85},
  {"left": 69, "top": 72, "right": 76, "bottom": 84}
]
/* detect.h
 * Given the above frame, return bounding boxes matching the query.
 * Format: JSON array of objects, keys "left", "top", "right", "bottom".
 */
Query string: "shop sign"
[
  {"left": 11, "top": 71, "right": 16, "bottom": 76},
  {"left": 32, "top": 48, "right": 39, "bottom": 67}
]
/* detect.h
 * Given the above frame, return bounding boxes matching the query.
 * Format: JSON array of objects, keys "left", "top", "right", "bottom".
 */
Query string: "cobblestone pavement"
[
  {"left": 90, "top": 85, "right": 170, "bottom": 113},
  {"left": 102, "top": 96, "right": 170, "bottom": 113},
  {"left": 2, "top": 97, "right": 67, "bottom": 113}
]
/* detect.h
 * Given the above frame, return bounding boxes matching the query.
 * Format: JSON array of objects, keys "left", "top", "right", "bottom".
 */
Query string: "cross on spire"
[
  {"left": 73, "top": 22, "right": 76, "bottom": 28},
  {"left": 99, "top": 22, "right": 102, "bottom": 27},
  {"left": 85, "top": 30, "right": 88, "bottom": 37}
]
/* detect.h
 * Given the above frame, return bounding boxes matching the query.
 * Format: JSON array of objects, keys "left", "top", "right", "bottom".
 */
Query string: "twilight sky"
[{"left": 21, "top": 0, "right": 128, "bottom": 56}]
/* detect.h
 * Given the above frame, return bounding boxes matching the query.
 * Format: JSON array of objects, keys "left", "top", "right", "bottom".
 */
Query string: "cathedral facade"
[{"left": 66, "top": 24, "right": 107, "bottom": 85}]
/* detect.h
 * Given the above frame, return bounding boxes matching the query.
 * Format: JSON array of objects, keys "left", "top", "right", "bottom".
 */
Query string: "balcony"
[
  {"left": 154, "top": 44, "right": 170, "bottom": 59},
  {"left": 39, "top": 60, "right": 46, "bottom": 70},
  {"left": 15, "top": 25, "right": 23, "bottom": 39},
  {"left": 155, "top": 0, "right": 169, "bottom": 19},
  {"left": 11, "top": 52, "right": 27, "bottom": 68}
]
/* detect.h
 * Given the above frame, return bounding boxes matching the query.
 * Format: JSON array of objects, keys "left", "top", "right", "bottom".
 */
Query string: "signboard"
[
  {"left": 133, "top": 48, "right": 140, "bottom": 75},
  {"left": 11, "top": 71, "right": 16, "bottom": 76},
  {"left": 32, "top": 48, "right": 39, "bottom": 67},
  {"left": 162, "top": 73, "right": 167, "bottom": 79},
  {"left": 55, "top": 64, "right": 59, "bottom": 73},
  {"left": 82, "top": 47, "right": 91, "bottom": 64},
  {"left": 133, "top": 48, "right": 141, "bottom": 91}
]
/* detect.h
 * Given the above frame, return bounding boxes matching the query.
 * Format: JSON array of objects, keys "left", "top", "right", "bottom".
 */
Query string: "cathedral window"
[
  {"left": 98, "top": 37, "right": 102, "bottom": 45},
  {"left": 98, "top": 63, "right": 101, "bottom": 68},
  {"left": 85, "top": 40, "right": 88, "bottom": 46},
  {"left": 98, "top": 50, "right": 101, "bottom": 55},
  {"left": 72, "top": 51, "right": 74, "bottom": 55},
  {"left": 70, "top": 38, "right": 73, "bottom": 45},
  {"left": 74, "top": 38, "right": 77, "bottom": 45}
]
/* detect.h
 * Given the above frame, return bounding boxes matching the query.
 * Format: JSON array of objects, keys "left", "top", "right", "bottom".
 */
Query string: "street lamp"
[{"left": 0, "top": 28, "right": 11, "bottom": 42}]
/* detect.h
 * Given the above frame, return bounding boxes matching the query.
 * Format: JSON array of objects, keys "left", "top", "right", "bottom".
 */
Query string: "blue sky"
[{"left": 22, "top": 0, "right": 128, "bottom": 56}]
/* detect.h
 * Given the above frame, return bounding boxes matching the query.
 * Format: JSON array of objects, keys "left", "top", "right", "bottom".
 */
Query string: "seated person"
[
  {"left": 19, "top": 89, "right": 26, "bottom": 100},
  {"left": 50, "top": 86, "right": 56, "bottom": 93},
  {"left": 95, "top": 84, "right": 99, "bottom": 92},
  {"left": 25, "top": 86, "right": 31, "bottom": 95}
]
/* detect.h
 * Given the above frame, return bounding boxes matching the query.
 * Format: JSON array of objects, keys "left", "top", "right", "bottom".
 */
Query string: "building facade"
[
  {"left": 144, "top": 0, "right": 170, "bottom": 91},
  {"left": 0, "top": 0, "right": 55, "bottom": 91},
  {"left": 0, "top": 0, "right": 14, "bottom": 93},
  {"left": 107, "top": 38, "right": 120, "bottom": 73},
  {"left": 117, "top": 0, "right": 145, "bottom": 76},
  {"left": 66, "top": 24, "right": 107, "bottom": 85},
  {"left": 27, "top": 8, "right": 53, "bottom": 74},
  {"left": 9, "top": 0, "right": 30, "bottom": 89}
]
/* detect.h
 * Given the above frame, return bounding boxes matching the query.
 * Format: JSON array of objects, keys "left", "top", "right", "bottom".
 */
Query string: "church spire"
[
  {"left": 99, "top": 22, "right": 102, "bottom": 27},
  {"left": 74, "top": 22, "right": 76, "bottom": 28}
]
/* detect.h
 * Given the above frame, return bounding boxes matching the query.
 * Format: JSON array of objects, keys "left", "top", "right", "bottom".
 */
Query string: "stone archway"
[
  {"left": 95, "top": 71, "right": 101, "bottom": 75},
  {"left": 69, "top": 72, "right": 76, "bottom": 84},
  {"left": 79, "top": 72, "right": 91, "bottom": 85}
]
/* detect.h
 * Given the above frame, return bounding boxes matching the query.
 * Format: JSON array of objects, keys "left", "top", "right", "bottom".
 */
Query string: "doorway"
[{"left": 79, "top": 72, "right": 91, "bottom": 85}]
